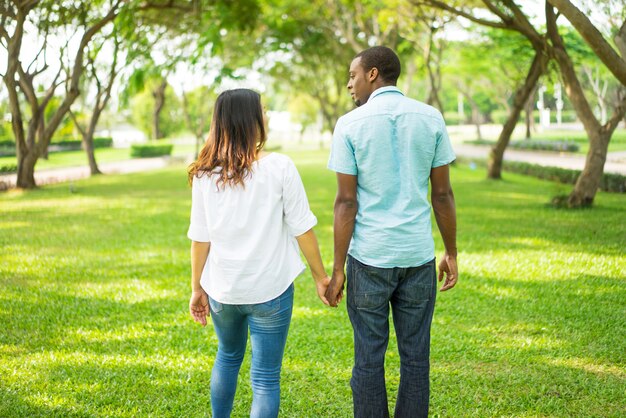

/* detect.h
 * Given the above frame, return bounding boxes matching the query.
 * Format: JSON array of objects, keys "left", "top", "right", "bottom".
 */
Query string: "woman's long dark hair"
[{"left": 188, "top": 88, "right": 266, "bottom": 188}]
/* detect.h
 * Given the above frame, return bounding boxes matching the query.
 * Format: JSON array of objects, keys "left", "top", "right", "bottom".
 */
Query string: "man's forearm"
[
  {"left": 190, "top": 241, "right": 210, "bottom": 291},
  {"left": 333, "top": 200, "right": 357, "bottom": 273},
  {"left": 432, "top": 191, "right": 457, "bottom": 256}
]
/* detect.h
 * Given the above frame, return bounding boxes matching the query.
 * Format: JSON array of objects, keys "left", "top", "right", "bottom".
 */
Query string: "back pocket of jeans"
[
  {"left": 351, "top": 291, "right": 388, "bottom": 310},
  {"left": 251, "top": 297, "right": 281, "bottom": 317}
]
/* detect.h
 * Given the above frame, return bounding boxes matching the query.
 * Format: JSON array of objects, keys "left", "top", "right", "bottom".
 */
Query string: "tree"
[
  {"left": 69, "top": 30, "right": 122, "bottom": 175},
  {"left": 545, "top": 3, "right": 626, "bottom": 207},
  {"left": 416, "top": 0, "right": 626, "bottom": 207},
  {"left": 261, "top": 0, "right": 404, "bottom": 133},
  {"left": 181, "top": 85, "right": 216, "bottom": 158},
  {"left": 414, "top": 0, "right": 551, "bottom": 181},
  {"left": 0, "top": 0, "right": 125, "bottom": 188}
]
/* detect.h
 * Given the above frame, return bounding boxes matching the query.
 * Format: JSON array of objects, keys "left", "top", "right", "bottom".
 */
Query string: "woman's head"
[{"left": 188, "top": 88, "right": 267, "bottom": 187}]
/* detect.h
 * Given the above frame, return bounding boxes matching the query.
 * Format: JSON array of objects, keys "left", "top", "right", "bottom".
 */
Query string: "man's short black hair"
[{"left": 355, "top": 46, "right": 401, "bottom": 85}]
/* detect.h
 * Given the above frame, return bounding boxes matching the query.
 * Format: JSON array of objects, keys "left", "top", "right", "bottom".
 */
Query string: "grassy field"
[{"left": 1, "top": 150, "right": 624, "bottom": 417}]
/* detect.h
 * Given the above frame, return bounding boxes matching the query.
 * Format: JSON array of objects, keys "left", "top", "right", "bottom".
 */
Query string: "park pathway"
[
  {"left": 1, "top": 147, "right": 625, "bottom": 191},
  {"left": 0, "top": 155, "right": 190, "bottom": 191},
  {"left": 454, "top": 144, "right": 626, "bottom": 175}
]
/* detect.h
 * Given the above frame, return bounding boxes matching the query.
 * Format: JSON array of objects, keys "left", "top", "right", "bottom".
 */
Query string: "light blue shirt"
[{"left": 328, "top": 86, "right": 456, "bottom": 268}]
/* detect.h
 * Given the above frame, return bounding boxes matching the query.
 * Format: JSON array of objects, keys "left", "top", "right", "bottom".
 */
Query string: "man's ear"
[{"left": 368, "top": 67, "right": 379, "bottom": 82}]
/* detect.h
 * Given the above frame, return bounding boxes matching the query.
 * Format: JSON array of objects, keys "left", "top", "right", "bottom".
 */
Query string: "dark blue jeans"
[
  {"left": 208, "top": 284, "right": 294, "bottom": 418},
  {"left": 347, "top": 255, "right": 437, "bottom": 418}
]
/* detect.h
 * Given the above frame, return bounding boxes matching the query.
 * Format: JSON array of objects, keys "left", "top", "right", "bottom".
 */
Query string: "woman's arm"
[
  {"left": 296, "top": 229, "right": 330, "bottom": 306},
  {"left": 190, "top": 241, "right": 210, "bottom": 326}
]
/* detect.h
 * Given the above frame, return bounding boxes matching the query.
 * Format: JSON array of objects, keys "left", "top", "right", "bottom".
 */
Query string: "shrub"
[
  {"left": 464, "top": 139, "right": 579, "bottom": 152},
  {"left": 503, "top": 161, "right": 624, "bottom": 193},
  {"left": 93, "top": 137, "right": 113, "bottom": 148},
  {"left": 130, "top": 143, "right": 173, "bottom": 158},
  {"left": 444, "top": 112, "right": 466, "bottom": 126},
  {"left": 0, "top": 138, "right": 15, "bottom": 147},
  {"left": 0, "top": 164, "right": 17, "bottom": 174},
  {"left": 509, "top": 140, "right": 579, "bottom": 152},
  {"left": 50, "top": 139, "right": 82, "bottom": 150}
]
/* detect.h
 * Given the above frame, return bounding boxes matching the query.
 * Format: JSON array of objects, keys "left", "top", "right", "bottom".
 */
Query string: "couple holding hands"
[{"left": 187, "top": 46, "right": 457, "bottom": 418}]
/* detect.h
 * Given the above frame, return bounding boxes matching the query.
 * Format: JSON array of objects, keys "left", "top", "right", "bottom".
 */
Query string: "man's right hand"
[{"left": 325, "top": 271, "right": 346, "bottom": 307}]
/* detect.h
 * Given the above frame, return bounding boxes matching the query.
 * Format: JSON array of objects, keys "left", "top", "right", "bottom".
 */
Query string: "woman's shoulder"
[{"left": 259, "top": 152, "right": 294, "bottom": 168}]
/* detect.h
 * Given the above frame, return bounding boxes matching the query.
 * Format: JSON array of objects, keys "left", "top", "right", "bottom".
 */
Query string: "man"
[{"left": 325, "top": 46, "right": 458, "bottom": 418}]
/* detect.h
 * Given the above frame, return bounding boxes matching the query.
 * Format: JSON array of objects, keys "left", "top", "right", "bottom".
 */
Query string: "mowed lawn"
[{"left": 0, "top": 149, "right": 624, "bottom": 417}]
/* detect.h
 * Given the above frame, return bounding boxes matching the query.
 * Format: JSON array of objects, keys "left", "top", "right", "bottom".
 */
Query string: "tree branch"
[
  {"left": 548, "top": 0, "right": 626, "bottom": 86},
  {"left": 412, "top": 0, "right": 508, "bottom": 29},
  {"left": 43, "top": 0, "right": 124, "bottom": 143}
]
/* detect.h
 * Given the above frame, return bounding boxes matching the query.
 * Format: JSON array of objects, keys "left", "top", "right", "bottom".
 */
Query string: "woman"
[{"left": 187, "top": 88, "right": 330, "bottom": 418}]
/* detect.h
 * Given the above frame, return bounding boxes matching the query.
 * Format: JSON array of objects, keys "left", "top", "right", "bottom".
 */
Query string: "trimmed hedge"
[
  {"left": 503, "top": 161, "right": 625, "bottom": 193},
  {"left": 510, "top": 140, "right": 579, "bottom": 152},
  {"left": 0, "top": 164, "right": 17, "bottom": 174},
  {"left": 130, "top": 143, "right": 173, "bottom": 158},
  {"left": 93, "top": 137, "right": 113, "bottom": 148},
  {"left": 0, "top": 139, "right": 15, "bottom": 147},
  {"left": 464, "top": 139, "right": 579, "bottom": 153},
  {"left": 491, "top": 110, "right": 578, "bottom": 125}
]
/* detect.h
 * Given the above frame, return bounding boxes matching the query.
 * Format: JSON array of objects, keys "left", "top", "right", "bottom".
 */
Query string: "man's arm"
[
  {"left": 325, "top": 173, "right": 358, "bottom": 306},
  {"left": 430, "top": 164, "right": 458, "bottom": 291}
]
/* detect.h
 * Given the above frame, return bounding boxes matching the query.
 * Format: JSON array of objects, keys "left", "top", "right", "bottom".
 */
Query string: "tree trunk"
[
  {"left": 524, "top": 86, "right": 537, "bottom": 139},
  {"left": 568, "top": 131, "right": 610, "bottom": 207},
  {"left": 488, "top": 51, "right": 547, "bottom": 179},
  {"left": 83, "top": 118, "right": 102, "bottom": 175},
  {"left": 16, "top": 151, "right": 37, "bottom": 189},
  {"left": 470, "top": 101, "right": 482, "bottom": 140},
  {"left": 152, "top": 80, "right": 167, "bottom": 140},
  {"left": 546, "top": 4, "right": 626, "bottom": 207}
]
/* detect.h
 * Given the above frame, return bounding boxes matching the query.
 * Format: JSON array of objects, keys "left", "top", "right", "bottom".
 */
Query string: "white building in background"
[{"left": 96, "top": 123, "right": 146, "bottom": 148}]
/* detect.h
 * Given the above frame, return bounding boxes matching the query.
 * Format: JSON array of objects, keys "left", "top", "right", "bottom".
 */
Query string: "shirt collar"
[{"left": 369, "top": 86, "right": 404, "bottom": 101}]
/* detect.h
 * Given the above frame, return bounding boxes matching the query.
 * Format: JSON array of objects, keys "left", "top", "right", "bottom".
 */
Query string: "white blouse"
[{"left": 187, "top": 153, "right": 317, "bottom": 304}]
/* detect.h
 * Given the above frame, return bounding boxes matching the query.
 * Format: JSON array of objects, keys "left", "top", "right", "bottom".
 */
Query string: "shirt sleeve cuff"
[
  {"left": 187, "top": 226, "right": 210, "bottom": 242},
  {"left": 327, "top": 162, "right": 357, "bottom": 175},
  {"left": 432, "top": 156, "right": 456, "bottom": 168},
  {"left": 290, "top": 213, "right": 318, "bottom": 237}
]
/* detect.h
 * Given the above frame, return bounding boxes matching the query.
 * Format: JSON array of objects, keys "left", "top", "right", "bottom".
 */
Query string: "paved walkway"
[
  {"left": 1, "top": 147, "right": 625, "bottom": 191},
  {"left": 454, "top": 144, "right": 626, "bottom": 175},
  {"left": 0, "top": 155, "right": 191, "bottom": 191}
]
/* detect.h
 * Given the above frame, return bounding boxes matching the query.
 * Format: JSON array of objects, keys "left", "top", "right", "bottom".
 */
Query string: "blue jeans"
[
  {"left": 208, "top": 284, "right": 294, "bottom": 418},
  {"left": 347, "top": 256, "right": 437, "bottom": 418}
]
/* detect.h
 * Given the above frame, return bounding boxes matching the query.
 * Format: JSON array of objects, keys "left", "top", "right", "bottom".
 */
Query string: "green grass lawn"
[{"left": 1, "top": 150, "right": 624, "bottom": 417}]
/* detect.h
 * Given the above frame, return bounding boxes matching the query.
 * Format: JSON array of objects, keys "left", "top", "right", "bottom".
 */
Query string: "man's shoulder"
[{"left": 398, "top": 96, "right": 445, "bottom": 120}]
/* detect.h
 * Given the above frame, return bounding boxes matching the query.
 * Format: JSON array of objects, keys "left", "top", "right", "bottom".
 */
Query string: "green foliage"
[
  {"left": 130, "top": 83, "right": 184, "bottom": 139},
  {"left": 130, "top": 143, "right": 173, "bottom": 158},
  {"left": 0, "top": 151, "right": 624, "bottom": 417},
  {"left": 465, "top": 139, "right": 580, "bottom": 153},
  {"left": 93, "top": 137, "right": 113, "bottom": 148},
  {"left": 443, "top": 111, "right": 466, "bottom": 126},
  {"left": 0, "top": 164, "right": 17, "bottom": 173},
  {"left": 503, "top": 161, "right": 625, "bottom": 193}
]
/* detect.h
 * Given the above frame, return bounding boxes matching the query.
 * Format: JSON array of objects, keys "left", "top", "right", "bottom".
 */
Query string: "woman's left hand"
[
  {"left": 316, "top": 276, "right": 331, "bottom": 306},
  {"left": 190, "top": 290, "right": 209, "bottom": 326}
]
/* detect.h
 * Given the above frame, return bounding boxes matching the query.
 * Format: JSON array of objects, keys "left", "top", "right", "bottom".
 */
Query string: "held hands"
[
  {"left": 325, "top": 270, "right": 345, "bottom": 307},
  {"left": 438, "top": 252, "right": 458, "bottom": 291},
  {"left": 189, "top": 290, "right": 209, "bottom": 326},
  {"left": 315, "top": 275, "right": 331, "bottom": 306}
]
